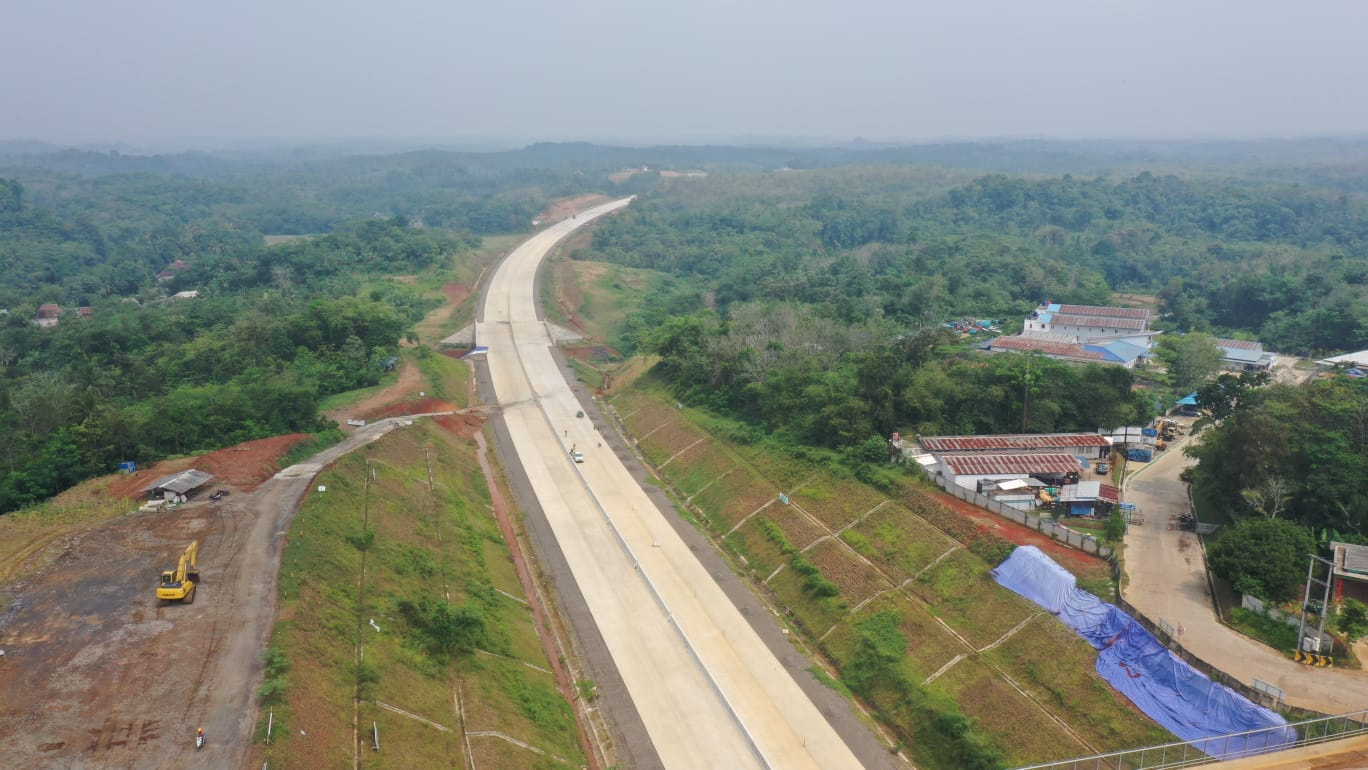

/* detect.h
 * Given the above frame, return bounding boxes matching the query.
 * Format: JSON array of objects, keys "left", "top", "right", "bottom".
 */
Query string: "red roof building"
[
  {"left": 920, "top": 433, "right": 1111, "bottom": 453},
  {"left": 937, "top": 453, "right": 1085, "bottom": 490}
]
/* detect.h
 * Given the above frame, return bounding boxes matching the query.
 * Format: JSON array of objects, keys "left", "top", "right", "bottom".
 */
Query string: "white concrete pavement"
[
  {"left": 1121, "top": 436, "right": 1368, "bottom": 715},
  {"left": 478, "top": 199, "right": 866, "bottom": 770}
]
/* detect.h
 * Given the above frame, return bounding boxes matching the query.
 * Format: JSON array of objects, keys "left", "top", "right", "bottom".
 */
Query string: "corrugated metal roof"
[
  {"left": 1052, "top": 314, "right": 1148, "bottom": 331},
  {"left": 1319, "top": 350, "right": 1368, "bottom": 367},
  {"left": 1221, "top": 347, "right": 1264, "bottom": 363},
  {"left": 921, "top": 434, "right": 1112, "bottom": 452},
  {"left": 1215, "top": 338, "right": 1262, "bottom": 352},
  {"left": 1100, "top": 340, "right": 1149, "bottom": 362},
  {"left": 1333, "top": 541, "right": 1368, "bottom": 576},
  {"left": 939, "top": 453, "right": 1083, "bottom": 476},
  {"left": 1018, "top": 332, "right": 1078, "bottom": 344},
  {"left": 142, "top": 469, "right": 214, "bottom": 494},
  {"left": 1057, "top": 304, "right": 1151, "bottom": 320},
  {"left": 1060, "top": 481, "right": 1121, "bottom": 503}
]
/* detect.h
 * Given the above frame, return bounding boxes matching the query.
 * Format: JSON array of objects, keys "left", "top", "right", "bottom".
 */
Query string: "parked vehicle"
[
  {"left": 569, "top": 447, "right": 584, "bottom": 463},
  {"left": 1094, "top": 461, "right": 1110, "bottom": 475}
]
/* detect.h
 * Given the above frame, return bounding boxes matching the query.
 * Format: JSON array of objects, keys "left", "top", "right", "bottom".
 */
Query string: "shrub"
[
  {"left": 1338, "top": 598, "right": 1368, "bottom": 642},
  {"left": 396, "top": 595, "right": 488, "bottom": 660}
]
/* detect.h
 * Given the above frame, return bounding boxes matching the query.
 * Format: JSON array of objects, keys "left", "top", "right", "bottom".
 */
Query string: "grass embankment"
[
  {"left": 256, "top": 419, "right": 583, "bottom": 769},
  {"left": 611, "top": 378, "right": 1172, "bottom": 768}
]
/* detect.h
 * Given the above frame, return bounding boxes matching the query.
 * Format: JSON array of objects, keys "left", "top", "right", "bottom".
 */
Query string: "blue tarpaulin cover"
[{"left": 993, "top": 546, "right": 1297, "bottom": 759}]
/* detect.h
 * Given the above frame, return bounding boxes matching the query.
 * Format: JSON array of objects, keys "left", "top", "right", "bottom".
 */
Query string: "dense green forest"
[
  {"left": 565, "top": 165, "right": 1368, "bottom": 455},
  {"left": 587, "top": 170, "right": 1368, "bottom": 352},
  {"left": 0, "top": 146, "right": 591, "bottom": 512},
  {"left": 4, "top": 139, "right": 1368, "bottom": 516}
]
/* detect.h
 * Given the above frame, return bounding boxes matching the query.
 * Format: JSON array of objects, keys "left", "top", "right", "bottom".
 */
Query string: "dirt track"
[{"left": 0, "top": 421, "right": 410, "bottom": 768}]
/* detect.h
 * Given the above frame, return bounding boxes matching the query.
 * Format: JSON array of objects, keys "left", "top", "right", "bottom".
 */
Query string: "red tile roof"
[
  {"left": 1051, "top": 314, "right": 1148, "bottom": 331},
  {"left": 921, "top": 434, "right": 1112, "bottom": 452},
  {"left": 1215, "top": 338, "right": 1262, "bottom": 351},
  {"left": 938, "top": 453, "right": 1084, "bottom": 477},
  {"left": 1057, "top": 304, "right": 1151, "bottom": 320}
]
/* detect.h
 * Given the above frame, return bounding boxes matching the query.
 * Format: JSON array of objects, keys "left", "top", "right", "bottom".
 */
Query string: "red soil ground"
[
  {"left": 928, "top": 489, "right": 1111, "bottom": 581},
  {"left": 103, "top": 434, "right": 311, "bottom": 499}
]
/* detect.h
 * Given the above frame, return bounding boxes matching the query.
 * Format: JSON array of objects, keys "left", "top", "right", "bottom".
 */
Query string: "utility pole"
[
  {"left": 1295, "top": 553, "right": 1336, "bottom": 658},
  {"left": 1022, "top": 354, "right": 1031, "bottom": 432}
]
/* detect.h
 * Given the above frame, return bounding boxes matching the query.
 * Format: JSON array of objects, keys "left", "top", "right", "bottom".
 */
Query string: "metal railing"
[{"left": 1014, "top": 709, "right": 1368, "bottom": 769}]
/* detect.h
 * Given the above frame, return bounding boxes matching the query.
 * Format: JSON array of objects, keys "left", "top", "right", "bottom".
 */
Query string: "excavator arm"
[{"left": 156, "top": 540, "right": 200, "bottom": 602}]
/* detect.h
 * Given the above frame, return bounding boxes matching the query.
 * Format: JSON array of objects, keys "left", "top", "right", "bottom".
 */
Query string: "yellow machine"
[{"left": 157, "top": 540, "right": 200, "bottom": 602}]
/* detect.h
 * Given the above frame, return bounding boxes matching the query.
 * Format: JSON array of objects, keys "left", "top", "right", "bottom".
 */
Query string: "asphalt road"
[
  {"left": 1121, "top": 431, "right": 1368, "bottom": 715},
  {"left": 477, "top": 199, "right": 867, "bottom": 770}
]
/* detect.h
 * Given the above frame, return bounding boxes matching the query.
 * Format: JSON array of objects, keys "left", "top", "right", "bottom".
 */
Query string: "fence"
[
  {"left": 1013, "top": 708, "right": 1368, "bottom": 769},
  {"left": 933, "top": 475, "right": 1113, "bottom": 558}
]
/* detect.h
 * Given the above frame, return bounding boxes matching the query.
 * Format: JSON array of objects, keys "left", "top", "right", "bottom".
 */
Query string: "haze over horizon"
[{"left": 3, "top": 0, "right": 1364, "bottom": 151}]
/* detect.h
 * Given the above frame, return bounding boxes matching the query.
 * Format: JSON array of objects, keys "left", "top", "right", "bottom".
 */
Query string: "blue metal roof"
[
  {"left": 1082, "top": 344, "right": 1126, "bottom": 363},
  {"left": 1098, "top": 340, "right": 1148, "bottom": 363},
  {"left": 1177, "top": 393, "right": 1200, "bottom": 406}
]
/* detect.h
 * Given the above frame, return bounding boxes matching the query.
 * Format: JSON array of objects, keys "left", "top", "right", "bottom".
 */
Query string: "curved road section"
[
  {"left": 478, "top": 199, "right": 864, "bottom": 770},
  {"left": 1123, "top": 435, "right": 1368, "bottom": 714}
]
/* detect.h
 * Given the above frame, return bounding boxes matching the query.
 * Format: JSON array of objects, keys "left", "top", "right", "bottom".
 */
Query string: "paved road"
[
  {"left": 478, "top": 199, "right": 866, "bottom": 770},
  {"left": 1121, "top": 432, "right": 1368, "bottom": 715}
]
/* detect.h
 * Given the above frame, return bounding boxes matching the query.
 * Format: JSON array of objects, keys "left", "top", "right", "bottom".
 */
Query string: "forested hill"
[
  {"left": 0, "top": 160, "right": 522, "bottom": 513},
  {"left": 586, "top": 168, "right": 1368, "bottom": 354}
]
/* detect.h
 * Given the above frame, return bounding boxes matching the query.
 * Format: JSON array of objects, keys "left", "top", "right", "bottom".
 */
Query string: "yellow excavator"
[{"left": 157, "top": 540, "right": 200, "bottom": 603}]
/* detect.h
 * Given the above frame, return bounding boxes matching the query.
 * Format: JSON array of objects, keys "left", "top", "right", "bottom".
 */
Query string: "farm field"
[{"left": 610, "top": 381, "right": 1174, "bottom": 768}]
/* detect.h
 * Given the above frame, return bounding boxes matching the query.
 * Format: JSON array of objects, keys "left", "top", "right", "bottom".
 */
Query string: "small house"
[
  {"left": 35, "top": 303, "right": 62, "bottom": 328},
  {"left": 1215, "top": 338, "right": 1276, "bottom": 372}
]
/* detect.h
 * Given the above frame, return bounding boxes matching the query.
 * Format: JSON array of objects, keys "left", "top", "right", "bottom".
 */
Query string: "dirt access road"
[
  {"left": 0, "top": 418, "right": 414, "bottom": 769},
  {"left": 1121, "top": 431, "right": 1368, "bottom": 714}
]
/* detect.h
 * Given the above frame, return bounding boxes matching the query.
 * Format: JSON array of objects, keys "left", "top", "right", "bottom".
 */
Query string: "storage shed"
[
  {"left": 1058, "top": 481, "right": 1121, "bottom": 517},
  {"left": 141, "top": 469, "right": 214, "bottom": 501}
]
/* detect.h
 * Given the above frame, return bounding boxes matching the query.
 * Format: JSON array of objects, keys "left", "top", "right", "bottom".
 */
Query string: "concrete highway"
[{"left": 477, "top": 199, "right": 866, "bottom": 769}]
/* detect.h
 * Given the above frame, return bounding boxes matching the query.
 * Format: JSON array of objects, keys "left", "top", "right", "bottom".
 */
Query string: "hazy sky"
[{"left": 3, "top": 0, "right": 1365, "bottom": 148}]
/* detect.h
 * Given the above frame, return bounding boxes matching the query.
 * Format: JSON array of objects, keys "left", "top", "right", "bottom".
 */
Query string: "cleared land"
[{"left": 0, "top": 434, "right": 314, "bottom": 767}]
